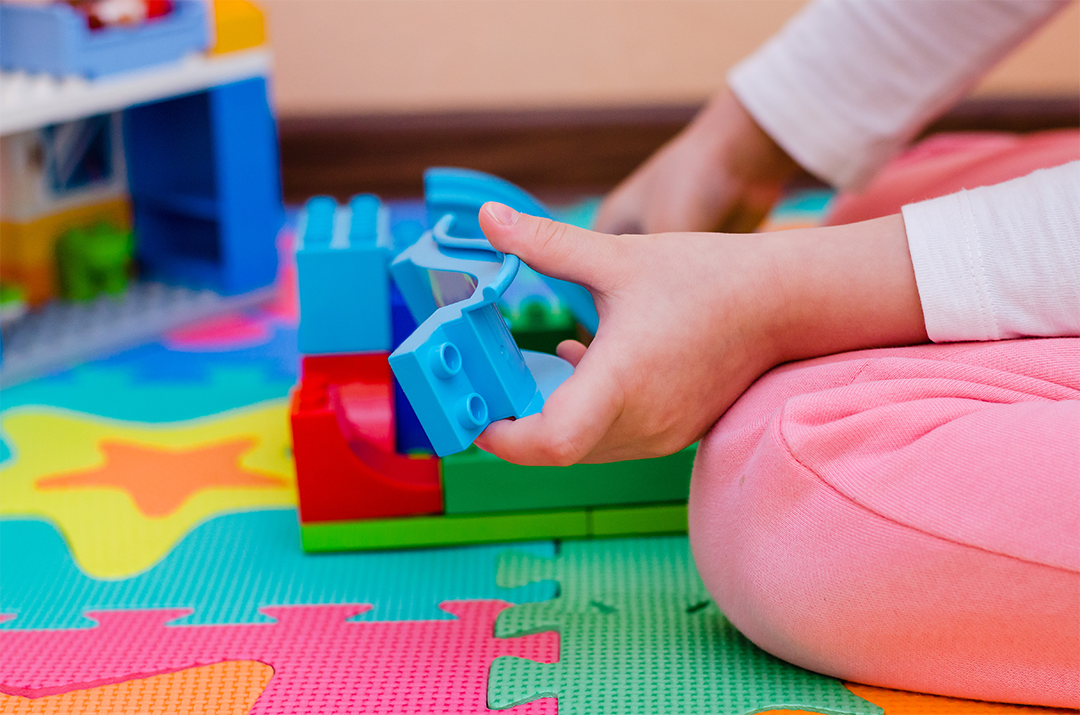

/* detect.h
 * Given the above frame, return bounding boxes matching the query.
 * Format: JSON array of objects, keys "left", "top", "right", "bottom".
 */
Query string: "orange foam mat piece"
[
  {"left": 0, "top": 660, "right": 273, "bottom": 715},
  {"left": 758, "top": 682, "right": 1077, "bottom": 715}
]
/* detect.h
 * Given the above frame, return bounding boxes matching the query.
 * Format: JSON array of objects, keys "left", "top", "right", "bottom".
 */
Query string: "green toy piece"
[
  {"left": 301, "top": 510, "right": 590, "bottom": 552},
  {"left": 488, "top": 537, "right": 884, "bottom": 715},
  {"left": 0, "top": 282, "right": 28, "bottom": 325},
  {"left": 589, "top": 503, "right": 687, "bottom": 536},
  {"left": 442, "top": 444, "right": 696, "bottom": 515},
  {"left": 502, "top": 297, "right": 578, "bottom": 354},
  {"left": 56, "top": 223, "right": 134, "bottom": 302},
  {"left": 300, "top": 503, "right": 691, "bottom": 553}
]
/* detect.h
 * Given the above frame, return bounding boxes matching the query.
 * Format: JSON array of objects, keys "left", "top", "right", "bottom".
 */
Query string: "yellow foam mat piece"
[
  {"left": 213, "top": 0, "right": 266, "bottom": 54},
  {"left": 0, "top": 660, "right": 274, "bottom": 714},
  {"left": 0, "top": 403, "right": 295, "bottom": 579}
]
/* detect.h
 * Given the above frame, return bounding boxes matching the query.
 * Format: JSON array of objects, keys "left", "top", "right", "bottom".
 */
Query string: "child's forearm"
[{"left": 762, "top": 214, "right": 929, "bottom": 367}]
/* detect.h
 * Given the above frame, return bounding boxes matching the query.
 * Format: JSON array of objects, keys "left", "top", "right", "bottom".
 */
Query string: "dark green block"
[
  {"left": 503, "top": 298, "right": 578, "bottom": 354},
  {"left": 442, "top": 444, "right": 696, "bottom": 515}
]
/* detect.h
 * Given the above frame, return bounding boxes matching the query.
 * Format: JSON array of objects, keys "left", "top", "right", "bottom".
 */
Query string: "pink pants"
[{"left": 689, "top": 133, "right": 1080, "bottom": 708}]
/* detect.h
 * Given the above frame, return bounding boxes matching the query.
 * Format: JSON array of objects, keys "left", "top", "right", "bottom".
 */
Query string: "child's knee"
[{"left": 687, "top": 397, "right": 1080, "bottom": 707}]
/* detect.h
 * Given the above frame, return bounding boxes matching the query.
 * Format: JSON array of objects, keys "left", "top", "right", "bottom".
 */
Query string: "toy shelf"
[
  {"left": 0, "top": 0, "right": 208, "bottom": 79},
  {"left": 0, "top": 50, "right": 271, "bottom": 137}
]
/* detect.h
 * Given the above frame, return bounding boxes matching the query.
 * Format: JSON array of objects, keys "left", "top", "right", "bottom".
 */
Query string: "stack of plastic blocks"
[
  {"left": 0, "top": 0, "right": 209, "bottom": 78},
  {"left": 291, "top": 194, "right": 443, "bottom": 529},
  {"left": 292, "top": 169, "right": 699, "bottom": 554}
]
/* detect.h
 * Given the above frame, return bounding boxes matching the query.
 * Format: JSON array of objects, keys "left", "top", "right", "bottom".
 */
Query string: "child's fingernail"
[{"left": 486, "top": 202, "right": 519, "bottom": 226}]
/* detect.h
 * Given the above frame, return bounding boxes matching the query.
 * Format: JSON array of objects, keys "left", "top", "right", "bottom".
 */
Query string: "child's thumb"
[{"left": 479, "top": 201, "right": 615, "bottom": 289}]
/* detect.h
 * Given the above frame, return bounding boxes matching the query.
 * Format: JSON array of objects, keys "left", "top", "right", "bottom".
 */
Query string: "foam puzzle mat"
[{"left": 1, "top": 196, "right": 1072, "bottom": 714}]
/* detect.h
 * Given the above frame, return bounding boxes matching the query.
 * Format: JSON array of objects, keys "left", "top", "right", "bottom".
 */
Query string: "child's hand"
[
  {"left": 594, "top": 89, "right": 799, "bottom": 235},
  {"left": 476, "top": 203, "right": 928, "bottom": 466}
]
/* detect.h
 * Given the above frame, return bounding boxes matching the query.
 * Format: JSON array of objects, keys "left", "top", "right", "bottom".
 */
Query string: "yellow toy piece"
[{"left": 212, "top": 0, "right": 266, "bottom": 55}]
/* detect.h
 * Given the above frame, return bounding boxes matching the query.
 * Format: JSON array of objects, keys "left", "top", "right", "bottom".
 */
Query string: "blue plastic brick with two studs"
[
  {"left": 297, "top": 194, "right": 392, "bottom": 355},
  {"left": 388, "top": 169, "right": 591, "bottom": 456}
]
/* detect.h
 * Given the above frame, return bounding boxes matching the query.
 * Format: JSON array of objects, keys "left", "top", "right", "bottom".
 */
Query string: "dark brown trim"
[
  {"left": 279, "top": 96, "right": 1079, "bottom": 203},
  {"left": 279, "top": 104, "right": 700, "bottom": 203},
  {"left": 920, "top": 95, "right": 1080, "bottom": 136}
]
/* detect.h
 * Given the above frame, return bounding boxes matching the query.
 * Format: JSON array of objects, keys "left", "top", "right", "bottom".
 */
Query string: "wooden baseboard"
[{"left": 279, "top": 96, "right": 1079, "bottom": 203}]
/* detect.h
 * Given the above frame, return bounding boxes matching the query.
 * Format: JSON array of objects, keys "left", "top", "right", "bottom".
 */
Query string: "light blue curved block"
[{"left": 389, "top": 215, "right": 574, "bottom": 456}]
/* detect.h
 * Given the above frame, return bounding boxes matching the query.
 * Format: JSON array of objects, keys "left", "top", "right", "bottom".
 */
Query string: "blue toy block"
[
  {"left": 389, "top": 215, "right": 574, "bottom": 456},
  {"left": 295, "top": 194, "right": 392, "bottom": 355},
  {"left": 123, "top": 77, "right": 282, "bottom": 296},
  {"left": 0, "top": 1, "right": 208, "bottom": 78},
  {"left": 391, "top": 280, "right": 435, "bottom": 454},
  {"left": 423, "top": 167, "right": 600, "bottom": 334}
]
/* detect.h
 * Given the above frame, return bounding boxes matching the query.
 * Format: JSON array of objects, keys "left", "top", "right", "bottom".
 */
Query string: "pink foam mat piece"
[
  {"left": 0, "top": 600, "right": 558, "bottom": 714},
  {"left": 164, "top": 312, "right": 275, "bottom": 350}
]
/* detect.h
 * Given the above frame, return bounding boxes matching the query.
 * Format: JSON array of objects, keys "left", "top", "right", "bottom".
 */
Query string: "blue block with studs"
[
  {"left": 296, "top": 194, "right": 392, "bottom": 355},
  {"left": 388, "top": 214, "right": 574, "bottom": 456}
]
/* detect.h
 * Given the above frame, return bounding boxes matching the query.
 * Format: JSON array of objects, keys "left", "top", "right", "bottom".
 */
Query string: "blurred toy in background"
[
  {"left": 66, "top": 0, "right": 174, "bottom": 31},
  {"left": 56, "top": 222, "right": 133, "bottom": 301},
  {"left": 0, "top": 0, "right": 280, "bottom": 384},
  {"left": 0, "top": 284, "right": 28, "bottom": 327},
  {"left": 0, "top": 113, "right": 130, "bottom": 306}
]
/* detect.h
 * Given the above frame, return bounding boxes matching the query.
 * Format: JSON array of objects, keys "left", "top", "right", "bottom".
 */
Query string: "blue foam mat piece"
[
  {"left": 0, "top": 509, "right": 557, "bottom": 629},
  {"left": 95, "top": 321, "right": 299, "bottom": 385}
]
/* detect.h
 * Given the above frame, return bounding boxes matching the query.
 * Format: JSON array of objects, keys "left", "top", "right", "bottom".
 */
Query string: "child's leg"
[
  {"left": 688, "top": 338, "right": 1079, "bottom": 707},
  {"left": 824, "top": 129, "right": 1080, "bottom": 225}
]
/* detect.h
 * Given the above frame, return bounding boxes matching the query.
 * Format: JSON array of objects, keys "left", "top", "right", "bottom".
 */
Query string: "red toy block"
[{"left": 291, "top": 353, "right": 442, "bottom": 523}]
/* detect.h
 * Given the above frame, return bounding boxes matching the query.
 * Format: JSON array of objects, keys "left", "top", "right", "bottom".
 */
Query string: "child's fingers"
[
  {"left": 479, "top": 202, "right": 619, "bottom": 290},
  {"left": 475, "top": 351, "right": 623, "bottom": 466},
  {"left": 556, "top": 339, "right": 588, "bottom": 367}
]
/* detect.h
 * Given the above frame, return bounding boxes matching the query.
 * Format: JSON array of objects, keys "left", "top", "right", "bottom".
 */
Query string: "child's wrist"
[
  {"left": 699, "top": 89, "right": 799, "bottom": 190},
  {"left": 764, "top": 215, "right": 928, "bottom": 365}
]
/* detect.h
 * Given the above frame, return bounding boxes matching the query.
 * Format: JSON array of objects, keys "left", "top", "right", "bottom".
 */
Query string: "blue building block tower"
[{"left": 124, "top": 77, "right": 282, "bottom": 297}]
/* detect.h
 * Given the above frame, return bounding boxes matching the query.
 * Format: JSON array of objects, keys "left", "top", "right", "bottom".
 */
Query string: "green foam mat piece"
[
  {"left": 442, "top": 444, "right": 696, "bottom": 514},
  {"left": 488, "top": 537, "right": 884, "bottom": 715}
]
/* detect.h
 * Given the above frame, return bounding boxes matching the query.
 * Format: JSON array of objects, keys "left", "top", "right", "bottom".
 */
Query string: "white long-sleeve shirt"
[{"left": 728, "top": 0, "right": 1079, "bottom": 343}]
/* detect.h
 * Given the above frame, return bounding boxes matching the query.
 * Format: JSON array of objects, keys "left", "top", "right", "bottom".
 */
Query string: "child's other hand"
[
  {"left": 594, "top": 89, "right": 799, "bottom": 236},
  {"left": 475, "top": 203, "right": 927, "bottom": 466}
]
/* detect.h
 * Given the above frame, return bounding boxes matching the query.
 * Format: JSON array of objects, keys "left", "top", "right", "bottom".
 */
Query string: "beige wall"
[{"left": 264, "top": 0, "right": 1080, "bottom": 118}]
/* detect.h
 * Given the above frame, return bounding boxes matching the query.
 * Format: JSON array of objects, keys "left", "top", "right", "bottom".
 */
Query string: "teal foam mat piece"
[
  {"left": 0, "top": 509, "right": 556, "bottom": 629},
  {"left": 0, "top": 364, "right": 293, "bottom": 423},
  {"left": 488, "top": 537, "right": 883, "bottom": 715}
]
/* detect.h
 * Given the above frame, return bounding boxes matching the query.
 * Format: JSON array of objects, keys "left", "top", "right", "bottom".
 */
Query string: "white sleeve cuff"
[{"left": 902, "top": 162, "right": 1080, "bottom": 343}]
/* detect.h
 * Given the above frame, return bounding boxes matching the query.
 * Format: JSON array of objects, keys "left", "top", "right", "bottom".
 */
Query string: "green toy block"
[
  {"left": 300, "top": 510, "right": 589, "bottom": 552},
  {"left": 502, "top": 298, "right": 577, "bottom": 354},
  {"left": 589, "top": 503, "right": 688, "bottom": 536},
  {"left": 0, "top": 282, "right": 27, "bottom": 325},
  {"left": 489, "top": 537, "right": 884, "bottom": 715},
  {"left": 442, "top": 443, "right": 697, "bottom": 515},
  {"left": 56, "top": 223, "right": 134, "bottom": 302}
]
